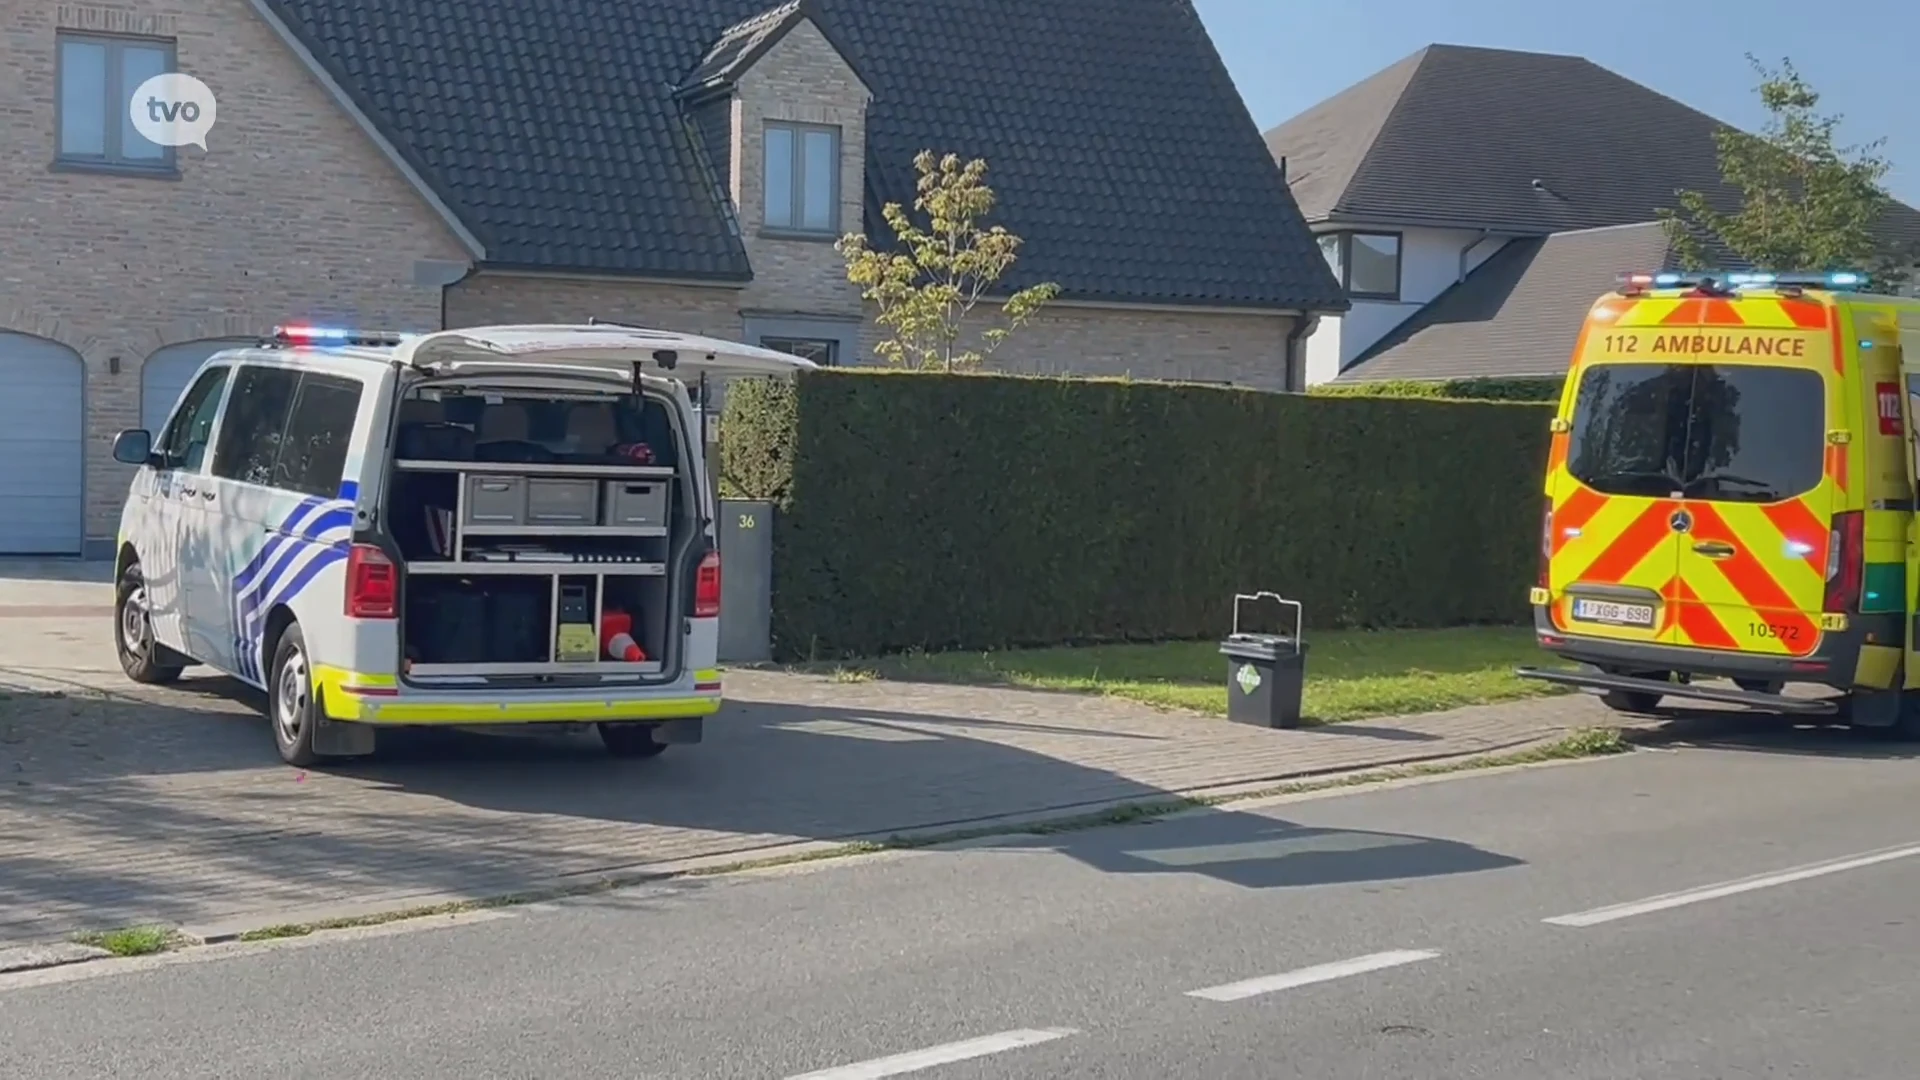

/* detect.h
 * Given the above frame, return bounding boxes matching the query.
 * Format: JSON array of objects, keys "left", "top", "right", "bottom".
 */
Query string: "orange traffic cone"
[{"left": 600, "top": 609, "right": 649, "bottom": 662}]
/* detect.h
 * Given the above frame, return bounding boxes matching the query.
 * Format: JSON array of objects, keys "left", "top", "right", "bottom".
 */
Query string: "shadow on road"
[
  {"left": 6, "top": 662, "right": 1918, "bottom": 941},
  {"left": 1632, "top": 706, "right": 1920, "bottom": 761},
  {"left": 1, "top": 674, "right": 1344, "bottom": 939},
  {"left": 1025, "top": 811, "right": 1522, "bottom": 889}
]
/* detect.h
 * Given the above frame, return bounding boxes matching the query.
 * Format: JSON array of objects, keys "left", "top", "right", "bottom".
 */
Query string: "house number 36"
[{"left": 738, "top": 513, "right": 757, "bottom": 529}]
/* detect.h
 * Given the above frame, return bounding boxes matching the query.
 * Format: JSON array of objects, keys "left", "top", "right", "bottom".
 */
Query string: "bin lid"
[{"left": 1219, "top": 632, "right": 1305, "bottom": 658}]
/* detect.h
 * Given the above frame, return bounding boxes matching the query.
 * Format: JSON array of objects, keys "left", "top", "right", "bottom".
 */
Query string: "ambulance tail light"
[
  {"left": 693, "top": 550, "right": 721, "bottom": 618},
  {"left": 346, "top": 544, "right": 398, "bottom": 619},
  {"left": 1823, "top": 511, "right": 1864, "bottom": 614},
  {"left": 1537, "top": 499, "right": 1554, "bottom": 590}
]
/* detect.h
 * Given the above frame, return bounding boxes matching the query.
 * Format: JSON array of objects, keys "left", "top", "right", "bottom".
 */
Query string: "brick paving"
[{"left": 0, "top": 570, "right": 1640, "bottom": 945}]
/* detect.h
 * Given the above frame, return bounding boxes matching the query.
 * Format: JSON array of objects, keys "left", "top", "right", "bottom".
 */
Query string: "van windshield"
[{"left": 1565, "top": 363, "right": 1825, "bottom": 504}]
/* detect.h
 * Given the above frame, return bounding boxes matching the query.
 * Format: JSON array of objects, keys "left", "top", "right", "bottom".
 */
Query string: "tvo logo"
[{"left": 128, "top": 73, "right": 218, "bottom": 151}]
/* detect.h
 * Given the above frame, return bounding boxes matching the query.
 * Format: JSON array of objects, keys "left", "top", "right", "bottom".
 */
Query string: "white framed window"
[{"left": 763, "top": 122, "right": 841, "bottom": 234}]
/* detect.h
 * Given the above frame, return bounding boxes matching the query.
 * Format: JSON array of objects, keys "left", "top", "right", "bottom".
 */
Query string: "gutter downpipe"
[
  {"left": 1457, "top": 229, "right": 1494, "bottom": 283},
  {"left": 1285, "top": 314, "right": 1318, "bottom": 391}
]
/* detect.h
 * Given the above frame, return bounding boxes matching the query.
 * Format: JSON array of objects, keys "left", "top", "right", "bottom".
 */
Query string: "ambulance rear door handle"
[{"left": 1692, "top": 541, "right": 1736, "bottom": 559}]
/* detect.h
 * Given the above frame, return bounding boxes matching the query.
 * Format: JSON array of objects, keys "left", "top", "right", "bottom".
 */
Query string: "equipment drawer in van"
[
  {"left": 604, "top": 480, "right": 668, "bottom": 528},
  {"left": 526, "top": 478, "right": 599, "bottom": 526},
  {"left": 463, "top": 475, "right": 527, "bottom": 526}
]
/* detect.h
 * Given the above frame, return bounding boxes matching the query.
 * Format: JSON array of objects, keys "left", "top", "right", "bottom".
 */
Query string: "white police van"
[{"left": 111, "top": 323, "right": 812, "bottom": 766}]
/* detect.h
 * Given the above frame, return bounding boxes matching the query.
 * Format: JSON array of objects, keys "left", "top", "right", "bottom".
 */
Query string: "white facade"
[{"left": 1303, "top": 225, "right": 1510, "bottom": 386}]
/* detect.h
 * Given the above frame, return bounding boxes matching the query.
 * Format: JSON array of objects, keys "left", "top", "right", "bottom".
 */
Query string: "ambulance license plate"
[{"left": 1570, "top": 599, "right": 1655, "bottom": 628}]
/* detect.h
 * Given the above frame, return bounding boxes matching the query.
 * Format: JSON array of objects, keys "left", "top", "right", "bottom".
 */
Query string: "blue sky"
[{"left": 1192, "top": 0, "right": 1916, "bottom": 206}]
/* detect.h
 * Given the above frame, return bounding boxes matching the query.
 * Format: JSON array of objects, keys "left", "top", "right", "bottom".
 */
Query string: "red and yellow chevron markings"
[{"left": 1684, "top": 503, "right": 1820, "bottom": 654}]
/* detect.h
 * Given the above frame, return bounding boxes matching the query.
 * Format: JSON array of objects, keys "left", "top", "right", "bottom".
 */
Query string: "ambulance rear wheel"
[
  {"left": 1599, "top": 690, "right": 1662, "bottom": 714},
  {"left": 598, "top": 722, "right": 668, "bottom": 759}
]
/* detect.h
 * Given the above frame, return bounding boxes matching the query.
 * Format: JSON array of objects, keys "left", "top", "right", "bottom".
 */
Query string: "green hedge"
[
  {"left": 724, "top": 371, "right": 1552, "bottom": 660},
  {"left": 1309, "top": 376, "right": 1564, "bottom": 402}
]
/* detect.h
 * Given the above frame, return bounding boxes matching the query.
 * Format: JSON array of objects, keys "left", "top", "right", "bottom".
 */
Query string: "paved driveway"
[{"left": 0, "top": 564, "right": 1616, "bottom": 945}]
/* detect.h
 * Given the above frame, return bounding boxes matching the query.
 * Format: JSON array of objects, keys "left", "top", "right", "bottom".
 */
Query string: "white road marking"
[
  {"left": 783, "top": 1029, "right": 1078, "bottom": 1079},
  {"left": 1544, "top": 841, "right": 1920, "bottom": 928},
  {"left": 1185, "top": 949, "right": 1441, "bottom": 1002}
]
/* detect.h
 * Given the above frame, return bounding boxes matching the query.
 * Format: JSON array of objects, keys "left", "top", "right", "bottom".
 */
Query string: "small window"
[
  {"left": 155, "top": 367, "right": 230, "bottom": 471},
  {"left": 763, "top": 122, "right": 840, "bottom": 233},
  {"left": 56, "top": 33, "right": 176, "bottom": 169},
  {"left": 273, "top": 374, "right": 364, "bottom": 498},
  {"left": 211, "top": 366, "right": 300, "bottom": 487},
  {"left": 760, "top": 336, "right": 838, "bottom": 366},
  {"left": 1318, "top": 231, "right": 1401, "bottom": 300}
]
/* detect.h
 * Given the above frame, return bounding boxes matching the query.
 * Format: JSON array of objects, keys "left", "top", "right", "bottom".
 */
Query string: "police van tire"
[
  {"left": 270, "top": 624, "right": 324, "bottom": 767},
  {"left": 115, "top": 562, "right": 183, "bottom": 685},
  {"left": 598, "top": 722, "right": 669, "bottom": 759},
  {"left": 1599, "top": 689, "right": 1662, "bottom": 714}
]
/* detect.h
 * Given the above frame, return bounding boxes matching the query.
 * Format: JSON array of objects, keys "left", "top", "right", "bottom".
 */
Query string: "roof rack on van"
[
  {"left": 1616, "top": 270, "right": 1867, "bottom": 297},
  {"left": 264, "top": 325, "right": 416, "bottom": 349}
]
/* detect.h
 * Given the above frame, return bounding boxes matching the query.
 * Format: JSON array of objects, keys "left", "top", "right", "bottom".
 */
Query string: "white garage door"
[
  {"left": 0, "top": 332, "right": 85, "bottom": 555},
  {"left": 142, "top": 339, "right": 247, "bottom": 434}
]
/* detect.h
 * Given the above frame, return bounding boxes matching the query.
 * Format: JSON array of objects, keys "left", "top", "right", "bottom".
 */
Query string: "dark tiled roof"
[
  {"left": 1263, "top": 44, "right": 1920, "bottom": 248},
  {"left": 1335, "top": 222, "right": 1677, "bottom": 383},
  {"left": 257, "top": 0, "right": 1346, "bottom": 311},
  {"left": 679, "top": 2, "right": 814, "bottom": 94}
]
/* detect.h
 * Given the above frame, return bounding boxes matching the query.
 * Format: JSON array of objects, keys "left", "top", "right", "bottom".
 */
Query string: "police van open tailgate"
[{"left": 394, "top": 324, "right": 819, "bottom": 381}]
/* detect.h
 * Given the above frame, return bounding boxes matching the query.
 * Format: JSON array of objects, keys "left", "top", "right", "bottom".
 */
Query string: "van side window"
[
  {"left": 155, "top": 367, "right": 230, "bottom": 472},
  {"left": 274, "top": 374, "right": 363, "bottom": 498},
  {"left": 211, "top": 366, "right": 300, "bottom": 487}
]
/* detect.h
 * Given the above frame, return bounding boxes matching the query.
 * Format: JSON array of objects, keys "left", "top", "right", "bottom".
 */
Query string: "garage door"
[
  {"left": 142, "top": 339, "right": 247, "bottom": 434},
  {"left": 0, "top": 332, "right": 85, "bottom": 555}
]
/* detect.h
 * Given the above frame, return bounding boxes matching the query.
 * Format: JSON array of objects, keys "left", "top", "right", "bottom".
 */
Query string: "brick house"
[{"left": 0, "top": 0, "right": 1340, "bottom": 557}]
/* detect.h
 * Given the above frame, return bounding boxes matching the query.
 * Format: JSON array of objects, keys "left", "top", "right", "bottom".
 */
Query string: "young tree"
[
  {"left": 837, "top": 151, "right": 1060, "bottom": 372},
  {"left": 1662, "top": 55, "right": 1910, "bottom": 284}
]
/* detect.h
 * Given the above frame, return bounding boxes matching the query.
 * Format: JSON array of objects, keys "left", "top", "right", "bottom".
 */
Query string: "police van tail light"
[
  {"left": 346, "top": 544, "right": 398, "bottom": 619},
  {"left": 1823, "top": 511, "right": 1864, "bottom": 614},
  {"left": 694, "top": 550, "right": 721, "bottom": 618},
  {"left": 1537, "top": 499, "right": 1554, "bottom": 590}
]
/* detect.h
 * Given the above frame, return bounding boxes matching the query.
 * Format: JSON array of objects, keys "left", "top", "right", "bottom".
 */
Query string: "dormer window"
[
  {"left": 1318, "top": 231, "right": 1402, "bottom": 301},
  {"left": 763, "top": 121, "right": 840, "bottom": 235}
]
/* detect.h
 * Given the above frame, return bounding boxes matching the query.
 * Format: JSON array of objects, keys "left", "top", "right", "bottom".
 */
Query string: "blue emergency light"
[
  {"left": 268, "top": 325, "right": 415, "bottom": 348},
  {"left": 1616, "top": 269, "right": 1869, "bottom": 293}
]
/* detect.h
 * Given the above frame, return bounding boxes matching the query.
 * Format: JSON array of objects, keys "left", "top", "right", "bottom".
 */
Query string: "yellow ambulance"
[{"left": 1519, "top": 270, "right": 1920, "bottom": 735}]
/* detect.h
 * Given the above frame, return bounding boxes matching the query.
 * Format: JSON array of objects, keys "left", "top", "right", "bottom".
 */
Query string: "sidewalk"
[{"left": 0, "top": 574, "right": 1631, "bottom": 945}]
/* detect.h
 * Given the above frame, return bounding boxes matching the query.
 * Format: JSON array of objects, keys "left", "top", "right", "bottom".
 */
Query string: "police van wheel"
[
  {"left": 115, "top": 562, "right": 183, "bottom": 685},
  {"left": 270, "top": 624, "right": 324, "bottom": 767},
  {"left": 598, "top": 722, "right": 668, "bottom": 759},
  {"left": 1599, "top": 690, "right": 1662, "bottom": 714}
]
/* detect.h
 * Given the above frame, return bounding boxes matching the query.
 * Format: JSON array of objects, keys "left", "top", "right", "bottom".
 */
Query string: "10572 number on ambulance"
[{"left": 1570, "top": 598, "right": 1656, "bottom": 629}]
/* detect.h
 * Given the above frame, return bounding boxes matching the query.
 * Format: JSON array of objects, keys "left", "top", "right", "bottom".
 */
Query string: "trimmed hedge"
[
  {"left": 724, "top": 371, "right": 1551, "bottom": 660},
  {"left": 1310, "top": 376, "right": 1564, "bottom": 402}
]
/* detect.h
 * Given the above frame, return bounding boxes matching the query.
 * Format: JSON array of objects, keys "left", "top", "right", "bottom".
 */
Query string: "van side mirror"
[{"left": 112, "top": 428, "right": 153, "bottom": 466}]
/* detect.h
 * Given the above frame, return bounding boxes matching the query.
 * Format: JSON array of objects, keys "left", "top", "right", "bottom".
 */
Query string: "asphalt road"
[{"left": 5, "top": 732, "right": 1920, "bottom": 1079}]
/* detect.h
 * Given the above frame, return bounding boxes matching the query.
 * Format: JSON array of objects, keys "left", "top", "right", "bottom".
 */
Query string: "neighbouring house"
[
  {"left": 1261, "top": 44, "right": 1920, "bottom": 387},
  {"left": 0, "top": 0, "right": 1340, "bottom": 558}
]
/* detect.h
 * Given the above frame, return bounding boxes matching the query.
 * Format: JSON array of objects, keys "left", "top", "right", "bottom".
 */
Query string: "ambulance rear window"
[{"left": 1566, "top": 363, "right": 1824, "bottom": 503}]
